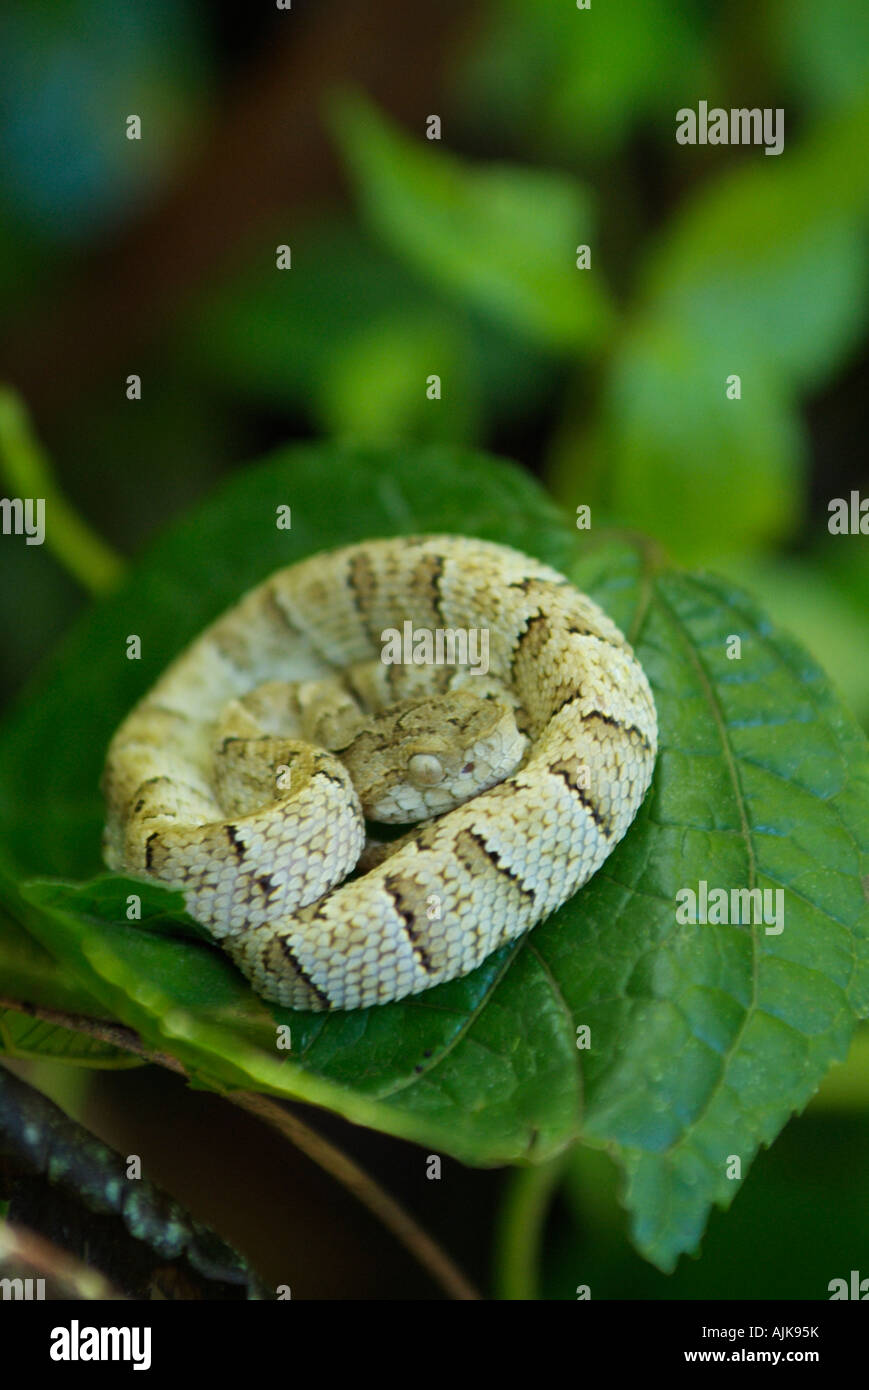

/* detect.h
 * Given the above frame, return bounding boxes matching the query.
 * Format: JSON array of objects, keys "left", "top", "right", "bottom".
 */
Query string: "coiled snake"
[{"left": 102, "top": 536, "right": 657, "bottom": 1011}]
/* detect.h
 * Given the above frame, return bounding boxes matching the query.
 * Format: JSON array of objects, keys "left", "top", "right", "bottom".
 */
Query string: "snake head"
[{"left": 339, "top": 689, "right": 528, "bottom": 823}]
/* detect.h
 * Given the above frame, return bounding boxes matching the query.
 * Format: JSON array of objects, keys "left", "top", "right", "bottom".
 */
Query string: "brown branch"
[{"left": 0, "top": 996, "right": 482, "bottom": 1300}]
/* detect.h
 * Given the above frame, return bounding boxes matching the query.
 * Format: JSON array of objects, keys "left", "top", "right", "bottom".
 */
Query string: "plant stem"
[
  {"left": 0, "top": 387, "right": 124, "bottom": 597},
  {"left": 494, "top": 1151, "right": 569, "bottom": 1300}
]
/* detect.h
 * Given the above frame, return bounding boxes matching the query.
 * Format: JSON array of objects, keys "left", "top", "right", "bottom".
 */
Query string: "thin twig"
[
  {"left": 229, "top": 1089, "right": 480, "bottom": 1300},
  {"left": 0, "top": 1221, "right": 126, "bottom": 1301},
  {"left": 0, "top": 997, "right": 185, "bottom": 1073},
  {"left": 0, "top": 996, "right": 482, "bottom": 1299}
]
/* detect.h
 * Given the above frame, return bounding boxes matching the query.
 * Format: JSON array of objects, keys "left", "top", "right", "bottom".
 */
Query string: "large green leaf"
[
  {"left": 0, "top": 443, "right": 866, "bottom": 1271},
  {"left": 558, "top": 561, "right": 869, "bottom": 1267}
]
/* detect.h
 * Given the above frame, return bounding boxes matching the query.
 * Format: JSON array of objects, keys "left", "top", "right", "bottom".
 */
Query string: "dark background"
[{"left": 0, "top": 0, "right": 867, "bottom": 1298}]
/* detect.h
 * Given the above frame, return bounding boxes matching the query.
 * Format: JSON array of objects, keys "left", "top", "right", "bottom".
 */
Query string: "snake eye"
[{"left": 408, "top": 752, "right": 444, "bottom": 786}]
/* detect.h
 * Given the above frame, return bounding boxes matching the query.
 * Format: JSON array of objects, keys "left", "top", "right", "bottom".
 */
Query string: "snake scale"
[{"left": 102, "top": 535, "right": 657, "bottom": 1011}]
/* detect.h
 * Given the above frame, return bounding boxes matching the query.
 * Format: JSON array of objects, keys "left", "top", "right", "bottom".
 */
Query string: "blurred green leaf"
[
  {"left": 330, "top": 92, "right": 614, "bottom": 351},
  {"left": 551, "top": 321, "right": 805, "bottom": 564},
  {"left": 810, "top": 1023, "right": 869, "bottom": 1111},
  {"left": 456, "top": 0, "right": 706, "bottom": 157},
  {"left": 552, "top": 98, "right": 869, "bottom": 565},
  {"left": 313, "top": 315, "right": 482, "bottom": 444},
  {"left": 0, "top": 444, "right": 866, "bottom": 1273},
  {"left": 817, "top": 534, "right": 869, "bottom": 623},
  {"left": 182, "top": 221, "right": 554, "bottom": 440},
  {"left": 772, "top": 0, "right": 869, "bottom": 114},
  {"left": 641, "top": 101, "right": 869, "bottom": 393},
  {"left": 183, "top": 223, "right": 436, "bottom": 415}
]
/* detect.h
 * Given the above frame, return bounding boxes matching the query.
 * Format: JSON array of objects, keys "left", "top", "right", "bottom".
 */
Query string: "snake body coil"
[{"left": 103, "top": 536, "right": 657, "bottom": 1010}]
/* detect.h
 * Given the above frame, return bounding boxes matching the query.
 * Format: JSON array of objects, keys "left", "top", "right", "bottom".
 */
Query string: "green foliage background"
[{"left": 0, "top": 0, "right": 867, "bottom": 1299}]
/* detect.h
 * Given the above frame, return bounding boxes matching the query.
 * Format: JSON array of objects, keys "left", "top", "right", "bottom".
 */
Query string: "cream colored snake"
[{"left": 102, "top": 536, "right": 657, "bottom": 1010}]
